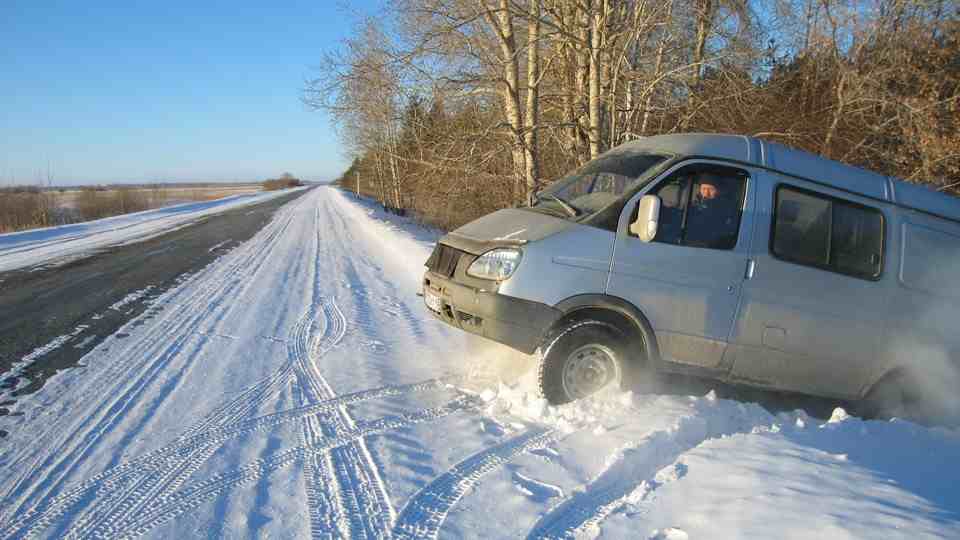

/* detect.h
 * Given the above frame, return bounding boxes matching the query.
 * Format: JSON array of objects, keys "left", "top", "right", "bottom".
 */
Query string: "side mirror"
[{"left": 630, "top": 194, "right": 661, "bottom": 242}]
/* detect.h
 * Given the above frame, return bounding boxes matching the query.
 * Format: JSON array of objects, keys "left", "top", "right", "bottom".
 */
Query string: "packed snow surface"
[
  {"left": 0, "top": 189, "right": 301, "bottom": 273},
  {"left": 1, "top": 187, "right": 958, "bottom": 539}
]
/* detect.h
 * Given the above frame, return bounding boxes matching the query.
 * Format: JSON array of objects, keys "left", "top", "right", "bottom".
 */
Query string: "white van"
[{"left": 422, "top": 133, "right": 960, "bottom": 420}]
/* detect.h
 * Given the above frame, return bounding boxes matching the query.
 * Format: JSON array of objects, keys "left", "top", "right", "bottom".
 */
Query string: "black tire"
[
  {"left": 536, "top": 320, "right": 629, "bottom": 405},
  {"left": 857, "top": 375, "right": 907, "bottom": 420}
]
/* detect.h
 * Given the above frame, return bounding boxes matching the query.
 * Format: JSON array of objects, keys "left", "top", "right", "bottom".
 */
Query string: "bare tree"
[{"left": 317, "top": 0, "right": 960, "bottom": 230}]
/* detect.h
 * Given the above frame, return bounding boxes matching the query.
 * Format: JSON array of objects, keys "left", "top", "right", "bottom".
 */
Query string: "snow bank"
[
  {"left": 326, "top": 189, "right": 441, "bottom": 290},
  {"left": 0, "top": 188, "right": 303, "bottom": 273}
]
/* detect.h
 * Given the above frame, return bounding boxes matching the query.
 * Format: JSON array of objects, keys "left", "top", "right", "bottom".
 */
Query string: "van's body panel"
[
  {"left": 892, "top": 179, "right": 960, "bottom": 223},
  {"left": 877, "top": 208, "right": 960, "bottom": 396},
  {"left": 616, "top": 133, "right": 760, "bottom": 165},
  {"left": 422, "top": 267, "right": 561, "bottom": 354},
  {"left": 498, "top": 223, "right": 614, "bottom": 307},
  {"left": 421, "top": 133, "right": 960, "bottom": 403},
  {"left": 726, "top": 171, "right": 895, "bottom": 398},
  {"left": 445, "top": 208, "right": 576, "bottom": 253},
  {"left": 608, "top": 159, "right": 759, "bottom": 371}
]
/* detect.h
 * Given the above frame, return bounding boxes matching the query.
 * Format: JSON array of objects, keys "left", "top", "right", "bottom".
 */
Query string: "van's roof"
[{"left": 621, "top": 133, "right": 960, "bottom": 222}]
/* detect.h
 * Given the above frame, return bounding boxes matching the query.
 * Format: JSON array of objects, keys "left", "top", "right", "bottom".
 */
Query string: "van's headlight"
[{"left": 467, "top": 248, "right": 522, "bottom": 281}]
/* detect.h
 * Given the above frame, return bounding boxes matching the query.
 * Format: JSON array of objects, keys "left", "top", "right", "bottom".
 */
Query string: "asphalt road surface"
[{"left": 0, "top": 189, "right": 308, "bottom": 428}]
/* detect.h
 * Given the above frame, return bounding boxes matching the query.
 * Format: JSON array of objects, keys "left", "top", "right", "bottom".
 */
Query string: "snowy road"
[
  {"left": 1, "top": 187, "right": 958, "bottom": 539},
  {"left": 0, "top": 190, "right": 305, "bottom": 403}
]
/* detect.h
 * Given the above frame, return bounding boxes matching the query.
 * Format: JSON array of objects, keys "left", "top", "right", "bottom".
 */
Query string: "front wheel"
[{"left": 537, "top": 321, "right": 627, "bottom": 405}]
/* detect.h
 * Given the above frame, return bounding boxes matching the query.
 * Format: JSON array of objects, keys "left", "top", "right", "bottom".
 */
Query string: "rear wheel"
[
  {"left": 537, "top": 321, "right": 627, "bottom": 405},
  {"left": 858, "top": 372, "right": 930, "bottom": 422},
  {"left": 858, "top": 376, "right": 908, "bottom": 419}
]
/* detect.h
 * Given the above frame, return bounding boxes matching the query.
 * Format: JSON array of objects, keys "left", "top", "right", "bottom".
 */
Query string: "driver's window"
[
  {"left": 636, "top": 164, "right": 748, "bottom": 250},
  {"left": 651, "top": 176, "right": 688, "bottom": 244}
]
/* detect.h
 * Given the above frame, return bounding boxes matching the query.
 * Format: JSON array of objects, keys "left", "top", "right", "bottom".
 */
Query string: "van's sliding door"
[{"left": 727, "top": 173, "right": 890, "bottom": 398}]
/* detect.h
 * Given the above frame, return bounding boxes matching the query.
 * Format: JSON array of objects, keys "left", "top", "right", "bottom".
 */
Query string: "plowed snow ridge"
[{"left": 0, "top": 189, "right": 304, "bottom": 273}]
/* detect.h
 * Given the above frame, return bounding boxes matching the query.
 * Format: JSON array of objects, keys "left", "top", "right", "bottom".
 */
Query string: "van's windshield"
[{"left": 532, "top": 152, "right": 667, "bottom": 219}]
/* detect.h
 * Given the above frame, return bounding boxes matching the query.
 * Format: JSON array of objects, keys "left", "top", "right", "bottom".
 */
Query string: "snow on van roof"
[{"left": 622, "top": 133, "right": 960, "bottom": 222}]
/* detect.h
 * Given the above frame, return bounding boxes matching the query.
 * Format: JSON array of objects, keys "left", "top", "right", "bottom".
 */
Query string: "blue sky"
[{"left": 1, "top": 1, "right": 375, "bottom": 184}]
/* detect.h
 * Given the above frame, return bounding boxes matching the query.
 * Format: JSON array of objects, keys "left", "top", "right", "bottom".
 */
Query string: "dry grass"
[
  {"left": 160, "top": 187, "right": 260, "bottom": 202},
  {"left": 0, "top": 189, "right": 58, "bottom": 233},
  {"left": 0, "top": 185, "right": 263, "bottom": 234}
]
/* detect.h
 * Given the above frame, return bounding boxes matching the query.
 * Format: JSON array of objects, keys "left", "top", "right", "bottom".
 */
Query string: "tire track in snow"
[
  {"left": 183, "top": 361, "right": 296, "bottom": 438},
  {"left": 524, "top": 399, "right": 778, "bottom": 540},
  {"left": 329, "top": 441, "right": 394, "bottom": 539},
  {"left": 0, "top": 193, "right": 313, "bottom": 532},
  {"left": 303, "top": 418, "right": 349, "bottom": 539},
  {"left": 0, "top": 196, "right": 314, "bottom": 538},
  {"left": 1, "top": 188, "right": 480, "bottom": 539},
  {"left": 293, "top": 297, "right": 353, "bottom": 540},
  {"left": 113, "top": 396, "right": 482, "bottom": 539},
  {"left": 0, "top": 192, "right": 451, "bottom": 539},
  {"left": 293, "top": 204, "right": 395, "bottom": 540},
  {"left": 63, "top": 444, "right": 222, "bottom": 540},
  {"left": 67, "top": 367, "right": 301, "bottom": 537},
  {"left": 66, "top": 198, "right": 314, "bottom": 534},
  {"left": 0, "top": 378, "right": 456, "bottom": 539},
  {"left": 392, "top": 429, "right": 559, "bottom": 540}
]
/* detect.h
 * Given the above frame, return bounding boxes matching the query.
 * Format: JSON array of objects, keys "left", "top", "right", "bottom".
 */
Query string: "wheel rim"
[{"left": 561, "top": 343, "right": 620, "bottom": 401}]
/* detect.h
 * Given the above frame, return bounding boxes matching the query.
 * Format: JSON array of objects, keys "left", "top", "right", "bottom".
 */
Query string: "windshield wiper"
[{"left": 539, "top": 194, "right": 580, "bottom": 218}]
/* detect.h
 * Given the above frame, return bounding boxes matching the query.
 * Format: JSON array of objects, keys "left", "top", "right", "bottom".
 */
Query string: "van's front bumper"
[{"left": 422, "top": 271, "right": 561, "bottom": 354}]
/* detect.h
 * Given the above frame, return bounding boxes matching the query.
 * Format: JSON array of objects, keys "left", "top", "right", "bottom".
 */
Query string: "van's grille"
[{"left": 425, "top": 244, "right": 463, "bottom": 278}]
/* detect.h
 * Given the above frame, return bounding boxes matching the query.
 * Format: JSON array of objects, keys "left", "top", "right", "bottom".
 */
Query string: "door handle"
[{"left": 744, "top": 259, "right": 756, "bottom": 280}]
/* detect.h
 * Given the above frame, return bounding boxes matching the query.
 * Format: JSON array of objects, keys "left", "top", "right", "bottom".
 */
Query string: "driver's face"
[{"left": 699, "top": 182, "right": 719, "bottom": 200}]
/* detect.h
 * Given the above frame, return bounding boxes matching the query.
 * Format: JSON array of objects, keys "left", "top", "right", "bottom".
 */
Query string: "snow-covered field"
[
  {"left": 0, "top": 188, "right": 301, "bottom": 273},
  {"left": 1, "top": 186, "right": 958, "bottom": 539}
]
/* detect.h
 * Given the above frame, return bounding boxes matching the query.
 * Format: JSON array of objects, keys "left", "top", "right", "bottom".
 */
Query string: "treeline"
[
  {"left": 263, "top": 173, "right": 303, "bottom": 191},
  {"left": 310, "top": 0, "right": 960, "bottom": 230}
]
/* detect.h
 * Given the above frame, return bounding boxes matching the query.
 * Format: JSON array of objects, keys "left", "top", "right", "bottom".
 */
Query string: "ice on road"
[{"left": 1, "top": 187, "right": 958, "bottom": 539}]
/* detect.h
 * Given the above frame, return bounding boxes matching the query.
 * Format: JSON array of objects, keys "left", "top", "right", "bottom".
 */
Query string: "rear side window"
[
  {"left": 901, "top": 223, "right": 960, "bottom": 297},
  {"left": 772, "top": 186, "right": 884, "bottom": 279}
]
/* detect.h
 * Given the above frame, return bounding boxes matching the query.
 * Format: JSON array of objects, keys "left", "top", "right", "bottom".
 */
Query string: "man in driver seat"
[{"left": 684, "top": 172, "right": 742, "bottom": 249}]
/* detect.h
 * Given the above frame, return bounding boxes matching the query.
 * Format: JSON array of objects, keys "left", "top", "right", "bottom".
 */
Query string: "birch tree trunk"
[
  {"left": 373, "top": 151, "right": 386, "bottom": 204},
  {"left": 642, "top": 0, "right": 673, "bottom": 136},
  {"left": 523, "top": 0, "right": 541, "bottom": 205},
  {"left": 482, "top": 0, "right": 527, "bottom": 205},
  {"left": 692, "top": 0, "right": 715, "bottom": 88},
  {"left": 588, "top": 0, "right": 606, "bottom": 159},
  {"left": 575, "top": 2, "right": 591, "bottom": 163}
]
